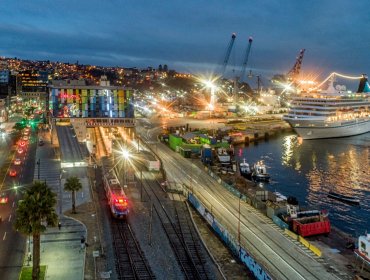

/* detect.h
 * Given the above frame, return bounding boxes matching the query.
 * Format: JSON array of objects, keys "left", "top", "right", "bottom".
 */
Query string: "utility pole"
[
  {"left": 140, "top": 170, "right": 143, "bottom": 202},
  {"left": 37, "top": 159, "right": 40, "bottom": 179},
  {"left": 59, "top": 172, "right": 63, "bottom": 215},
  {"left": 238, "top": 194, "right": 242, "bottom": 247}
]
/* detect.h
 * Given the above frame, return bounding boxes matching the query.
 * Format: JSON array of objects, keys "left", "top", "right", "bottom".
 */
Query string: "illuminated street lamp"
[
  {"left": 120, "top": 148, "right": 131, "bottom": 187},
  {"left": 204, "top": 80, "right": 217, "bottom": 111}
]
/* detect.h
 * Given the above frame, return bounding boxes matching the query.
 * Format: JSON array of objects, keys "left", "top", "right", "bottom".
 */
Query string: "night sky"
[{"left": 0, "top": 0, "right": 369, "bottom": 82}]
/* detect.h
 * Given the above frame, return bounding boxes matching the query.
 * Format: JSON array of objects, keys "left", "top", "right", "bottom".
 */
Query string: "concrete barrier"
[
  {"left": 284, "top": 229, "right": 298, "bottom": 240},
  {"left": 188, "top": 192, "right": 272, "bottom": 280},
  {"left": 309, "top": 244, "right": 322, "bottom": 257},
  {"left": 272, "top": 215, "right": 289, "bottom": 230},
  {"left": 298, "top": 236, "right": 310, "bottom": 248}
]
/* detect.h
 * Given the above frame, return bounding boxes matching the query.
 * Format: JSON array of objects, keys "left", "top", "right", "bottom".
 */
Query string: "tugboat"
[
  {"left": 252, "top": 161, "right": 270, "bottom": 182},
  {"left": 239, "top": 158, "right": 252, "bottom": 180},
  {"left": 327, "top": 191, "right": 360, "bottom": 205}
]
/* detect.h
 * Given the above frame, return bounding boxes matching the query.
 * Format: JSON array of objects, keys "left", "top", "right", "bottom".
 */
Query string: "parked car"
[{"left": 0, "top": 193, "right": 8, "bottom": 204}]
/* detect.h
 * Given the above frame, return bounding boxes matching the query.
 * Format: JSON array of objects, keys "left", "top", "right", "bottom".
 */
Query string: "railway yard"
[
  {"left": 2, "top": 114, "right": 367, "bottom": 280},
  {"left": 69, "top": 117, "right": 341, "bottom": 280}
]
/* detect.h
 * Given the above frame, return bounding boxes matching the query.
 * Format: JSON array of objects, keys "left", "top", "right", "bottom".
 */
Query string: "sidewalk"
[{"left": 26, "top": 128, "right": 92, "bottom": 280}]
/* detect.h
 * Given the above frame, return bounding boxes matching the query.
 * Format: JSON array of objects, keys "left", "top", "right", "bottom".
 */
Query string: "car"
[
  {"left": 0, "top": 193, "right": 8, "bottom": 204},
  {"left": 22, "top": 136, "right": 29, "bottom": 141},
  {"left": 9, "top": 169, "right": 17, "bottom": 177},
  {"left": 14, "top": 158, "right": 22, "bottom": 165},
  {"left": 17, "top": 148, "right": 24, "bottom": 154},
  {"left": 38, "top": 139, "right": 44, "bottom": 146}
]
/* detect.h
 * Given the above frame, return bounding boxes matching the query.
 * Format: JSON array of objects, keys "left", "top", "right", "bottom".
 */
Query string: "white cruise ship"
[{"left": 283, "top": 75, "right": 370, "bottom": 139}]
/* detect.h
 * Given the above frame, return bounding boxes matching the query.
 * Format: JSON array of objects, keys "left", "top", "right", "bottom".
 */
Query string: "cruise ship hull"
[{"left": 285, "top": 118, "right": 370, "bottom": 139}]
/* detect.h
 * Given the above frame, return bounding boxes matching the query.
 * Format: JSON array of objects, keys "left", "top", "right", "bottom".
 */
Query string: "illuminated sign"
[{"left": 59, "top": 93, "right": 80, "bottom": 100}]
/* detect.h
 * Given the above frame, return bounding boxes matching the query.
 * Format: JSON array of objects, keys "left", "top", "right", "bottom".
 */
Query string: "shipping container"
[
  {"left": 169, "top": 134, "right": 183, "bottom": 151},
  {"left": 292, "top": 219, "right": 331, "bottom": 237}
]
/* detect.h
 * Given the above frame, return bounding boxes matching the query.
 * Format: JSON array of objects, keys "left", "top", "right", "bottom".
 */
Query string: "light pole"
[
  {"left": 121, "top": 148, "right": 130, "bottom": 187},
  {"left": 59, "top": 170, "right": 66, "bottom": 215},
  {"left": 36, "top": 159, "right": 40, "bottom": 179},
  {"left": 238, "top": 194, "right": 242, "bottom": 247},
  {"left": 190, "top": 158, "right": 194, "bottom": 194}
]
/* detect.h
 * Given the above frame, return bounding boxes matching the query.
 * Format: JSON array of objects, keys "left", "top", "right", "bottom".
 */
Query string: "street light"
[
  {"left": 59, "top": 170, "right": 67, "bottom": 215},
  {"left": 238, "top": 193, "right": 242, "bottom": 247},
  {"left": 36, "top": 159, "right": 40, "bottom": 179},
  {"left": 120, "top": 148, "right": 131, "bottom": 187}
]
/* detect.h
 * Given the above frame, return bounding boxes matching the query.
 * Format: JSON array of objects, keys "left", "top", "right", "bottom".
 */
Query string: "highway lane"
[
  {"left": 136, "top": 121, "right": 339, "bottom": 280},
  {"left": 0, "top": 124, "right": 39, "bottom": 280}
]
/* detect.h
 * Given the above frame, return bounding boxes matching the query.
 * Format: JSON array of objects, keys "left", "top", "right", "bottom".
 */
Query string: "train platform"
[
  {"left": 24, "top": 128, "right": 93, "bottom": 280},
  {"left": 56, "top": 125, "right": 87, "bottom": 167}
]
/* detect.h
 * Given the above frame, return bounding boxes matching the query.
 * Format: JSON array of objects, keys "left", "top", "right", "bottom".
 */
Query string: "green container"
[{"left": 169, "top": 134, "right": 183, "bottom": 151}]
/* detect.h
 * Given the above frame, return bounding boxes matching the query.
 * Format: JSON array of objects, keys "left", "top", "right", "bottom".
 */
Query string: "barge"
[
  {"left": 328, "top": 191, "right": 360, "bottom": 205},
  {"left": 283, "top": 205, "right": 331, "bottom": 237}
]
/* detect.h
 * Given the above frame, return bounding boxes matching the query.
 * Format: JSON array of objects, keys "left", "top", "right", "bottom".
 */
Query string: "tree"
[
  {"left": 64, "top": 176, "right": 82, "bottom": 214},
  {"left": 14, "top": 181, "right": 58, "bottom": 280}
]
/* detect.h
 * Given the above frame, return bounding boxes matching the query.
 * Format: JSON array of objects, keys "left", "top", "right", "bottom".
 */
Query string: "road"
[
  {"left": 0, "top": 120, "right": 39, "bottom": 280},
  {"left": 136, "top": 117, "right": 340, "bottom": 280}
]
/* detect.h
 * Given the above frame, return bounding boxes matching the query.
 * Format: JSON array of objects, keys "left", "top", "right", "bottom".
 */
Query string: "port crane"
[
  {"left": 239, "top": 37, "right": 253, "bottom": 82},
  {"left": 233, "top": 37, "right": 253, "bottom": 102},
  {"left": 220, "top": 33, "right": 236, "bottom": 76},
  {"left": 286, "top": 48, "right": 305, "bottom": 83}
]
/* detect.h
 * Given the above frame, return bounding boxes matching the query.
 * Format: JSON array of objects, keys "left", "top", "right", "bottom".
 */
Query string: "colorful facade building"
[
  {"left": 48, "top": 77, "right": 135, "bottom": 142},
  {"left": 49, "top": 85, "right": 134, "bottom": 119}
]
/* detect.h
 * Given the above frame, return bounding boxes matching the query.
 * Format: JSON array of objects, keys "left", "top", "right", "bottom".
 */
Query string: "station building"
[{"left": 49, "top": 76, "right": 135, "bottom": 142}]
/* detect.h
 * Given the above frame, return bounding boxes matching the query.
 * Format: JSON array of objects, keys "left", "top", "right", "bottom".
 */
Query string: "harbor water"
[{"left": 236, "top": 132, "right": 370, "bottom": 236}]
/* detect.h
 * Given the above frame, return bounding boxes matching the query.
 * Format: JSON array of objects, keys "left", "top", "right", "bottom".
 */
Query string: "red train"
[{"left": 102, "top": 158, "right": 129, "bottom": 219}]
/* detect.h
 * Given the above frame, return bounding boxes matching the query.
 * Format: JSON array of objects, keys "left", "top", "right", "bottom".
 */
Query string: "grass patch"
[{"left": 20, "top": 265, "right": 46, "bottom": 280}]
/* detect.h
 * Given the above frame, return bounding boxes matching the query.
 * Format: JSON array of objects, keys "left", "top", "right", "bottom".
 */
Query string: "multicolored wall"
[{"left": 49, "top": 87, "right": 134, "bottom": 118}]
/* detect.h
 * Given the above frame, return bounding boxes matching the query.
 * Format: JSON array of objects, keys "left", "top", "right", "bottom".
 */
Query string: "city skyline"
[{"left": 0, "top": 0, "right": 369, "bottom": 81}]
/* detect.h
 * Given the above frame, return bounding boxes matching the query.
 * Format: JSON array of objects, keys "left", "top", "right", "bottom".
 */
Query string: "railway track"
[
  {"left": 142, "top": 174, "right": 211, "bottom": 280},
  {"left": 173, "top": 196, "right": 209, "bottom": 279},
  {"left": 154, "top": 148, "right": 330, "bottom": 280},
  {"left": 111, "top": 213, "right": 155, "bottom": 280}
]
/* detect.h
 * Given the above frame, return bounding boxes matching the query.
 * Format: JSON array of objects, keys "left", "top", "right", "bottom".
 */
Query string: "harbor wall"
[{"left": 188, "top": 192, "right": 272, "bottom": 280}]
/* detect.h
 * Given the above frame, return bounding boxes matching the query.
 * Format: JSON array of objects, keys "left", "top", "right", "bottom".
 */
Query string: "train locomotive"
[{"left": 102, "top": 158, "right": 129, "bottom": 219}]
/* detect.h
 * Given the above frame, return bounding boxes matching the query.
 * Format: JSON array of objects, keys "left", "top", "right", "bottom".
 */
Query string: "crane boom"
[
  {"left": 221, "top": 33, "right": 236, "bottom": 76},
  {"left": 287, "top": 49, "right": 305, "bottom": 82},
  {"left": 239, "top": 37, "right": 253, "bottom": 82}
]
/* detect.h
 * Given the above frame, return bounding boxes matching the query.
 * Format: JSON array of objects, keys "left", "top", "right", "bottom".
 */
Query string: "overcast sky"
[{"left": 0, "top": 0, "right": 369, "bottom": 84}]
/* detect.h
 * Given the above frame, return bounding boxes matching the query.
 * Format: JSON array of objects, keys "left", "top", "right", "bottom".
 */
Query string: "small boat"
[
  {"left": 252, "top": 161, "right": 270, "bottom": 182},
  {"left": 217, "top": 148, "right": 231, "bottom": 165},
  {"left": 239, "top": 158, "right": 252, "bottom": 180},
  {"left": 327, "top": 191, "right": 360, "bottom": 205}
]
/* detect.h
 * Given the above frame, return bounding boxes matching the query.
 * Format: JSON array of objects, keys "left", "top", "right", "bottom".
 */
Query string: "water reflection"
[{"left": 238, "top": 133, "right": 370, "bottom": 235}]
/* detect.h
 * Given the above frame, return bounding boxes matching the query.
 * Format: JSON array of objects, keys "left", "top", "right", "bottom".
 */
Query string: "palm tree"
[
  {"left": 14, "top": 181, "right": 58, "bottom": 280},
  {"left": 64, "top": 176, "right": 82, "bottom": 214}
]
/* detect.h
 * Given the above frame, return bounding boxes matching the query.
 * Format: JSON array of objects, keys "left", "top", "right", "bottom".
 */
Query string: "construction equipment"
[
  {"left": 239, "top": 37, "right": 253, "bottom": 82},
  {"left": 233, "top": 37, "right": 253, "bottom": 102},
  {"left": 287, "top": 49, "right": 305, "bottom": 83},
  {"left": 220, "top": 33, "right": 236, "bottom": 76}
]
